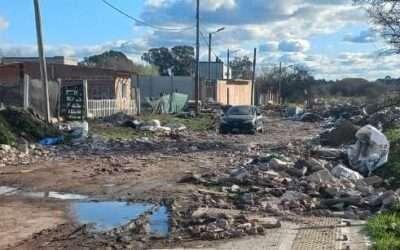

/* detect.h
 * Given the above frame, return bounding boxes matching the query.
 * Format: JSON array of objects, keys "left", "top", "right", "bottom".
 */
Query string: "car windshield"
[{"left": 227, "top": 106, "right": 252, "bottom": 115}]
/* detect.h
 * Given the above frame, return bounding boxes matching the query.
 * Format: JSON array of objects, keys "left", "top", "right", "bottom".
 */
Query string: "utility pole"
[
  {"left": 227, "top": 49, "right": 230, "bottom": 79},
  {"left": 195, "top": 0, "right": 200, "bottom": 115},
  {"left": 251, "top": 48, "right": 257, "bottom": 106},
  {"left": 278, "top": 62, "right": 282, "bottom": 104},
  {"left": 208, "top": 33, "right": 212, "bottom": 82},
  {"left": 33, "top": 0, "right": 51, "bottom": 123}
]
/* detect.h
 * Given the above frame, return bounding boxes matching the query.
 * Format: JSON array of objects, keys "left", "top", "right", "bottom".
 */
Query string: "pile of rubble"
[
  {"left": 0, "top": 143, "right": 54, "bottom": 168},
  {"left": 175, "top": 117, "right": 398, "bottom": 241}
]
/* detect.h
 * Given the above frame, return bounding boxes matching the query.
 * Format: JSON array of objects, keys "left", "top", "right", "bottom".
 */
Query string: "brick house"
[{"left": 0, "top": 62, "right": 137, "bottom": 119}]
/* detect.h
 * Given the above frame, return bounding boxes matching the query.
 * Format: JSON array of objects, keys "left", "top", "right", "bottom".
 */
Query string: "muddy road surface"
[{"left": 0, "top": 118, "right": 329, "bottom": 249}]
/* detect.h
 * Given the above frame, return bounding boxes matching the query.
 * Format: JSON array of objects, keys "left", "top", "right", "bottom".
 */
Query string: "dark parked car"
[{"left": 219, "top": 105, "right": 264, "bottom": 134}]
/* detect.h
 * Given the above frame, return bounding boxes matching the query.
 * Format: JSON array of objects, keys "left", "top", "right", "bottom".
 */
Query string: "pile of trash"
[{"left": 125, "top": 119, "right": 187, "bottom": 133}]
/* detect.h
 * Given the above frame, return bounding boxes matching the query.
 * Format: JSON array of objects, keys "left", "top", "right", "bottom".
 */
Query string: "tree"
[
  {"left": 355, "top": 0, "right": 400, "bottom": 53},
  {"left": 171, "top": 46, "right": 195, "bottom": 76},
  {"left": 257, "top": 64, "right": 316, "bottom": 102},
  {"left": 142, "top": 46, "right": 195, "bottom": 76},
  {"left": 79, "top": 50, "right": 158, "bottom": 75},
  {"left": 230, "top": 56, "right": 253, "bottom": 79}
]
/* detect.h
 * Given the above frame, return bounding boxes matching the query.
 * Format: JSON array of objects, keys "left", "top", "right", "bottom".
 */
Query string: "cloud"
[
  {"left": 344, "top": 29, "right": 379, "bottom": 43},
  {"left": 0, "top": 38, "right": 149, "bottom": 62},
  {"left": 278, "top": 39, "right": 310, "bottom": 52},
  {"left": 145, "top": 0, "right": 169, "bottom": 8},
  {"left": 0, "top": 16, "right": 8, "bottom": 30}
]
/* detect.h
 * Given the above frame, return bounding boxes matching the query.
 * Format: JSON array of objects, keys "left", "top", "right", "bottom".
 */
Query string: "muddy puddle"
[
  {"left": 71, "top": 201, "right": 170, "bottom": 236},
  {"left": 0, "top": 186, "right": 170, "bottom": 236}
]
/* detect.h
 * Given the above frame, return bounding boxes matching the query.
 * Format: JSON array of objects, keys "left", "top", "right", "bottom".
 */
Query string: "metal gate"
[{"left": 60, "top": 82, "right": 84, "bottom": 121}]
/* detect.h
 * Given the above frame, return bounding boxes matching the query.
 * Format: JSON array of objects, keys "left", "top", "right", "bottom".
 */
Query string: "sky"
[{"left": 0, "top": 0, "right": 399, "bottom": 80}]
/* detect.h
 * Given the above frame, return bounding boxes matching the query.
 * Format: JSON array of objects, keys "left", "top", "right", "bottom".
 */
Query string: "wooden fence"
[{"left": 87, "top": 99, "right": 137, "bottom": 118}]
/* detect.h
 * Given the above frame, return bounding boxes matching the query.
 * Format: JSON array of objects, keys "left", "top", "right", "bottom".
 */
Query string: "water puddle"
[
  {"left": 0, "top": 186, "right": 170, "bottom": 236},
  {"left": 71, "top": 201, "right": 170, "bottom": 237},
  {"left": 0, "top": 186, "right": 88, "bottom": 200}
]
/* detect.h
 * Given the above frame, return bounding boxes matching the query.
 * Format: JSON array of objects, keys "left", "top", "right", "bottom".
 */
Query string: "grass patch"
[
  {"left": 140, "top": 113, "right": 215, "bottom": 132},
  {"left": 89, "top": 113, "right": 215, "bottom": 140},
  {"left": 368, "top": 204, "right": 400, "bottom": 250},
  {"left": 374, "top": 126, "right": 400, "bottom": 189}
]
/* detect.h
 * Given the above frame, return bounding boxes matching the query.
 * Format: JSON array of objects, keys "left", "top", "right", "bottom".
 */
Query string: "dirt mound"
[{"left": 0, "top": 107, "right": 60, "bottom": 145}]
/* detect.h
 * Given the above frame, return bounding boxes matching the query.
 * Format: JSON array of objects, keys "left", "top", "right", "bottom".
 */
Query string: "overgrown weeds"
[
  {"left": 368, "top": 204, "right": 400, "bottom": 250},
  {"left": 375, "top": 126, "right": 400, "bottom": 188}
]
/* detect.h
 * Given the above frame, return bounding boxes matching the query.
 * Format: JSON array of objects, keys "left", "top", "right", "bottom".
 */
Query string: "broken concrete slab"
[{"left": 331, "top": 164, "right": 364, "bottom": 182}]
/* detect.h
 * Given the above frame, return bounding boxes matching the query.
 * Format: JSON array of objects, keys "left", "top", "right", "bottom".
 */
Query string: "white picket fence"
[{"left": 88, "top": 99, "right": 137, "bottom": 118}]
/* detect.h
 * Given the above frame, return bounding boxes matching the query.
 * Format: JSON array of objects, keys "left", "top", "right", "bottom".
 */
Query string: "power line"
[
  {"left": 101, "top": 0, "right": 195, "bottom": 32},
  {"left": 199, "top": 30, "right": 220, "bottom": 60}
]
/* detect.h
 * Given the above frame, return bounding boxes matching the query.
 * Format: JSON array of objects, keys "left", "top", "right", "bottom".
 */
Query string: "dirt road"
[{"left": 0, "top": 118, "right": 368, "bottom": 249}]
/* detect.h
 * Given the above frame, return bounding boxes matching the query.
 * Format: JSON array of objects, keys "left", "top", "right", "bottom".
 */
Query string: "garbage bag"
[
  {"left": 39, "top": 136, "right": 64, "bottom": 145},
  {"left": 68, "top": 121, "right": 89, "bottom": 140},
  {"left": 347, "top": 125, "right": 390, "bottom": 175}
]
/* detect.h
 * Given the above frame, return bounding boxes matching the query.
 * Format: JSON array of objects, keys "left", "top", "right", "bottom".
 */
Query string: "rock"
[
  {"left": 230, "top": 184, "right": 240, "bottom": 193},
  {"left": 164, "top": 123, "right": 187, "bottom": 131},
  {"left": 286, "top": 166, "right": 308, "bottom": 177},
  {"left": 364, "top": 194, "right": 383, "bottom": 207},
  {"left": 231, "top": 168, "right": 251, "bottom": 183},
  {"left": 381, "top": 191, "right": 399, "bottom": 209},
  {"left": 241, "top": 193, "right": 255, "bottom": 205},
  {"left": 269, "top": 158, "right": 291, "bottom": 171},
  {"left": 307, "top": 169, "right": 339, "bottom": 186},
  {"left": 363, "top": 176, "right": 384, "bottom": 187},
  {"left": 16, "top": 138, "right": 29, "bottom": 154},
  {"left": 320, "top": 120, "right": 358, "bottom": 147},
  {"left": 281, "top": 191, "right": 310, "bottom": 202},
  {"left": 304, "top": 158, "right": 326, "bottom": 173},
  {"left": 0, "top": 144, "right": 11, "bottom": 152},
  {"left": 331, "top": 164, "right": 364, "bottom": 182},
  {"left": 248, "top": 216, "right": 281, "bottom": 229},
  {"left": 321, "top": 196, "right": 362, "bottom": 208},
  {"left": 178, "top": 173, "right": 208, "bottom": 184},
  {"left": 314, "top": 147, "right": 345, "bottom": 159},
  {"left": 300, "top": 113, "right": 323, "bottom": 122}
]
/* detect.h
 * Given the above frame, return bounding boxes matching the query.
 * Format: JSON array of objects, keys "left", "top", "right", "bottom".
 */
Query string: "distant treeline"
[{"left": 257, "top": 65, "right": 399, "bottom": 102}]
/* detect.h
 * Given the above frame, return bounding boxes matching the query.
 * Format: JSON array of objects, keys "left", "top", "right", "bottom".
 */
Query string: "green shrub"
[
  {"left": 375, "top": 126, "right": 400, "bottom": 188},
  {"left": 0, "top": 115, "right": 15, "bottom": 145},
  {"left": 368, "top": 204, "right": 400, "bottom": 250}
]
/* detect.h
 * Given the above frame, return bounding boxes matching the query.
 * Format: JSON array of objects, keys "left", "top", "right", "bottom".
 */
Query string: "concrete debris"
[
  {"left": 331, "top": 164, "right": 364, "bottom": 182},
  {"left": 300, "top": 112, "right": 323, "bottom": 123},
  {"left": 0, "top": 143, "right": 54, "bottom": 168},
  {"left": 320, "top": 119, "right": 359, "bottom": 147}
]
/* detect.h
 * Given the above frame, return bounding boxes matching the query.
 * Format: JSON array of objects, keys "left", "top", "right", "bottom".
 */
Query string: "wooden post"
[
  {"left": 135, "top": 74, "right": 141, "bottom": 115},
  {"left": 83, "top": 80, "right": 89, "bottom": 120},
  {"left": 23, "top": 74, "right": 30, "bottom": 110},
  {"left": 56, "top": 78, "right": 61, "bottom": 118},
  {"left": 251, "top": 48, "right": 257, "bottom": 106}
]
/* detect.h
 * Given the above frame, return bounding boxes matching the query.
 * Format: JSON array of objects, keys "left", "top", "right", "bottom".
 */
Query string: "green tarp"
[{"left": 145, "top": 93, "right": 189, "bottom": 114}]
